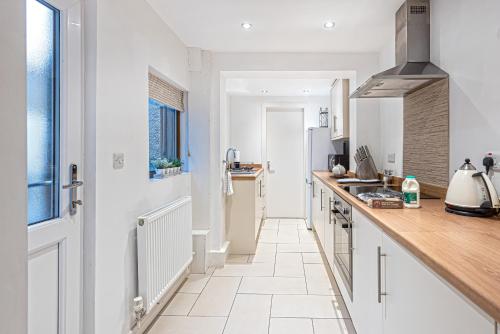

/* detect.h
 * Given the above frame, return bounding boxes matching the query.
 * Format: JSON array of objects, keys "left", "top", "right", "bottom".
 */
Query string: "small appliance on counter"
[
  {"left": 445, "top": 159, "right": 500, "bottom": 217},
  {"left": 328, "top": 141, "right": 350, "bottom": 172}
]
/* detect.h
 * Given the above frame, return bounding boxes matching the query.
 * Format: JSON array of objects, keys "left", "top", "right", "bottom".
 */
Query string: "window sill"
[{"left": 149, "top": 171, "right": 190, "bottom": 183}]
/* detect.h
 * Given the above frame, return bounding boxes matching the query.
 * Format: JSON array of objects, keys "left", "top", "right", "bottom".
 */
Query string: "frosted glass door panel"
[{"left": 27, "top": 0, "right": 60, "bottom": 225}]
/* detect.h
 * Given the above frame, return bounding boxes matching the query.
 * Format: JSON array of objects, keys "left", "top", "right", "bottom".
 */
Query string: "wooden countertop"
[
  {"left": 231, "top": 168, "right": 263, "bottom": 180},
  {"left": 313, "top": 171, "right": 500, "bottom": 322}
]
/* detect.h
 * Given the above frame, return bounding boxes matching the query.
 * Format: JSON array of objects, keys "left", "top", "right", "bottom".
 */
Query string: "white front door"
[
  {"left": 265, "top": 108, "right": 305, "bottom": 218},
  {"left": 26, "top": 0, "right": 83, "bottom": 333}
]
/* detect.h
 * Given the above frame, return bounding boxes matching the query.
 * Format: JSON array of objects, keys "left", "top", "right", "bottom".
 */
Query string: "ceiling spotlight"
[
  {"left": 303, "top": 89, "right": 311, "bottom": 94},
  {"left": 323, "top": 21, "right": 335, "bottom": 30},
  {"left": 241, "top": 22, "right": 253, "bottom": 31},
  {"left": 261, "top": 89, "right": 269, "bottom": 94}
]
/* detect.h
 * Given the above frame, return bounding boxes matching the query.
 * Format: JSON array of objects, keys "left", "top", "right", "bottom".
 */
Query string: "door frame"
[
  {"left": 262, "top": 103, "right": 307, "bottom": 218},
  {"left": 27, "top": 0, "right": 84, "bottom": 332}
]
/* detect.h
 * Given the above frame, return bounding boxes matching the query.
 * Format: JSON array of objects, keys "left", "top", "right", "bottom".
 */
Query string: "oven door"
[{"left": 334, "top": 211, "right": 353, "bottom": 299}]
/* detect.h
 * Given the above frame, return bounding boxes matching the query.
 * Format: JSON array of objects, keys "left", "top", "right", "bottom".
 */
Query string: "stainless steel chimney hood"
[{"left": 350, "top": 0, "right": 448, "bottom": 99}]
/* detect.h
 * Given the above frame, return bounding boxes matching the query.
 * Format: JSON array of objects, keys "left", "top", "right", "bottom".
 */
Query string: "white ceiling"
[
  {"left": 226, "top": 78, "right": 334, "bottom": 96},
  {"left": 146, "top": 0, "right": 402, "bottom": 53}
]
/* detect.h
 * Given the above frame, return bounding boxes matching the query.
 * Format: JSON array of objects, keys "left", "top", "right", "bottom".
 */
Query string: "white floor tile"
[
  {"left": 213, "top": 262, "right": 274, "bottom": 277},
  {"left": 271, "top": 295, "right": 349, "bottom": 319},
  {"left": 227, "top": 254, "right": 250, "bottom": 263},
  {"left": 189, "top": 276, "right": 241, "bottom": 316},
  {"left": 274, "top": 253, "right": 304, "bottom": 277},
  {"left": 179, "top": 274, "right": 211, "bottom": 294},
  {"left": 238, "top": 277, "right": 307, "bottom": 295},
  {"left": 223, "top": 294, "right": 271, "bottom": 334},
  {"left": 301, "top": 253, "right": 323, "bottom": 264},
  {"left": 304, "top": 263, "right": 338, "bottom": 296},
  {"left": 276, "top": 230, "right": 299, "bottom": 243},
  {"left": 255, "top": 242, "right": 277, "bottom": 253},
  {"left": 313, "top": 318, "right": 357, "bottom": 334},
  {"left": 277, "top": 243, "right": 319, "bottom": 253},
  {"left": 280, "top": 219, "right": 306, "bottom": 224},
  {"left": 162, "top": 293, "right": 199, "bottom": 316},
  {"left": 269, "top": 318, "right": 313, "bottom": 334},
  {"left": 261, "top": 220, "right": 280, "bottom": 230},
  {"left": 148, "top": 316, "right": 226, "bottom": 334},
  {"left": 298, "top": 230, "right": 316, "bottom": 244},
  {"left": 259, "top": 230, "right": 278, "bottom": 243}
]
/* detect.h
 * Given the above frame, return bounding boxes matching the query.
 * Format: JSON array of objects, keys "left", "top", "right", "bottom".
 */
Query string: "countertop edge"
[{"left": 313, "top": 171, "right": 500, "bottom": 323}]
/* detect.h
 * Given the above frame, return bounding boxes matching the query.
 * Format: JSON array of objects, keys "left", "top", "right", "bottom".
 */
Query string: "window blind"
[{"left": 148, "top": 73, "right": 185, "bottom": 112}]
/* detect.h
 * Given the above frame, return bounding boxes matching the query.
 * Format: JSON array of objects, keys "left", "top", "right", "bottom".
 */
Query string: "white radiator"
[{"left": 137, "top": 196, "right": 193, "bottom": 312}]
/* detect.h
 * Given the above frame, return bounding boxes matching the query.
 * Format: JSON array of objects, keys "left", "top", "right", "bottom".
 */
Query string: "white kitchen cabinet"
[
  {"left": 312, "top": 178, "right": 325, "bottom": 247},
  {"left": 351, "top": 207, "right": 383, "bottom": 334},
  {"left": 382, "top": 233, "right": 494, "bottom": 334},
  {"left": 347, "top": 207, "right": 494, "bottom": 334},
  {"left": 330, "top": 79, "right": 350, "bottom": 140},
  {"left": 323, "top": 187, "right": 334, "bottom": 270},
  {"left": 226, "top": 171, "right": 266, "bottom": 254}
]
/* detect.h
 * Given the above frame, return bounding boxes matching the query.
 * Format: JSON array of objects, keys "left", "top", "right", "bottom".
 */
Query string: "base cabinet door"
[
  {"left": 312, "top": 178, "right": 321, "bottom": 235},
  {"left": 351, "top": 208, "right": 383, "bottom": 334},
  {"left": 323, "top": 188, "right": 334, "bottom": 270},
  {"left": 382, "top": 234, "right": 494, "bottom": 334}
]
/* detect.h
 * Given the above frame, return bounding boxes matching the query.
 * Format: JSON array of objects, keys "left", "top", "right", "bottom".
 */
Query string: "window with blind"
[{"left": 148, "top": 73, "right": 184, "bottom": 178}]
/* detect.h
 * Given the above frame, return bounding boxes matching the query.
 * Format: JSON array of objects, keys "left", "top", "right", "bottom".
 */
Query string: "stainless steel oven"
[{"left": 333, "top": 192, "right": 353, "bottom": 300}]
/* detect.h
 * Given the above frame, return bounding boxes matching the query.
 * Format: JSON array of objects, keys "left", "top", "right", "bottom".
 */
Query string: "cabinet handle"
[
  {"left": 312, "top": 181, "right": 315, "bottom": 198},
  {"left": 329, "top": 198, "right": 333, "bottom": 224},
  {"left": 377, "top": 246, "right": 387, "bottom": 303},
  {"left": 320, "top": 190, "right": 324, "bottom": 211},
  {"left": 259, "top": 180, "right": 262, "bottom": 198},
  {"left": 333, "top": 115, "right": 338, "bottom": 132}
]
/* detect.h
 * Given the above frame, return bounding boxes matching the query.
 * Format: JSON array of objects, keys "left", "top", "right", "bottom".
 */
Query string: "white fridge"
[{"left": 306, "top": 127, "right": 339, "bottom": 229}]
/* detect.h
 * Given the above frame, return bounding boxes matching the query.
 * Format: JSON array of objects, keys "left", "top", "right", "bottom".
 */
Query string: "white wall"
[
  {"left": 432, "top": 0, "right": 500, "bottom": 189},
  {"left": 229, "top": 96, "right": 330, "bottom": 163},
  {"left": 84, "top": 0, "right": 191, "bottom": 332},
  {"left": 378, "top": 41, "right": 404, "bottom": 176},
  {"left": 0, "top": 1, "right": 28, "bottom": 333},
  {"left": 378, "top": 0, "right": 500, "bottom": 188}
]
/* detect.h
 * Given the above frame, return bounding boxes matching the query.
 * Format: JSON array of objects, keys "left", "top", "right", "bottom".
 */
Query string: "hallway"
[{"left": 147, "top": 219, "right": 356, "bottom": 334}]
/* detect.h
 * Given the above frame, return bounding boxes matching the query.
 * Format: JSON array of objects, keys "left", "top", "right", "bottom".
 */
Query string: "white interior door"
[
  {"left": 27, "top": 0, "right": 82, "bottom": 333},
  {"left": 266, "top": 108, "right": 305, "bottom": 218}
]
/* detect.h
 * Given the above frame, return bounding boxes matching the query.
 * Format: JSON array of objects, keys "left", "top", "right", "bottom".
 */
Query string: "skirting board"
[
  {"left": 130, "top": 265, "right": 190, "bottom": 334},
  {"left": 209, "top": 240, "right": 231, "bottom": 267}
]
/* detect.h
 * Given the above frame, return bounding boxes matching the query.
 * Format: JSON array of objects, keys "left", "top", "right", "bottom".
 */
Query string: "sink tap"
[
  {"left": 383, "top": 169, "right": 393, "bottom": 189},
  {"left": 224, "top": 147, "right": 238, "bottom": 170}
]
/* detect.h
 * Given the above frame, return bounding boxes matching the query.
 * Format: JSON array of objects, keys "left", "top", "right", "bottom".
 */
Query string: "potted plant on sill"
[
  {"left": 171, "top": 159, "right": 183, "bottom": 174},
  {"left": 153, "top": 158, "right": 170, "bottom": 177}
]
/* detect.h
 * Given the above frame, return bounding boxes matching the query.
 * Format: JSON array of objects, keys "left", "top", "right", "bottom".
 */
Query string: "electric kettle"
[{"left": 445, "top": 159, "right": 500, "bottom": 217}]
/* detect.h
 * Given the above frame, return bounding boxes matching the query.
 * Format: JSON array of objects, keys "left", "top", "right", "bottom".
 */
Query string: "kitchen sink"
[{"left": 229, "top": 168, "right": 255, "bottom": 175}]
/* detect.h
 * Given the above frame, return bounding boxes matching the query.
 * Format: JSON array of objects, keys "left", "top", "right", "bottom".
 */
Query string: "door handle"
[
  {"left": 377, "top": 246, "right": 387, "bottom": 303},
  {"left": 62, "top": 180, "right": 83, "bottom": 189},
  {"left": 63, "top": 164, "right": 83, "bottom": 216},
  {"left": 329, "top": 198, "right": 333, "bottom": 224}
]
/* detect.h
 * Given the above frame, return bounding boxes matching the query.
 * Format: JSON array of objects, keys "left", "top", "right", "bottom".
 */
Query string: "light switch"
[
  {"left": 113, "top": 153, "right": 124, "bottom": 169},
  {"left": 387, "top": 153, "right": 396, "bottom": 163}
]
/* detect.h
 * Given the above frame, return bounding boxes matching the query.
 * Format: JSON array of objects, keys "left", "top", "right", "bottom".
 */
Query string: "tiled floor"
[{"left": 147, "top": 219, "right": 357, "bottom": 334}]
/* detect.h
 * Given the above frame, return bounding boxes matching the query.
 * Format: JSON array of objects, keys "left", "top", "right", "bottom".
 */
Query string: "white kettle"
[{"left": 445, "top": 159, "right": 500, "bottom": 217}]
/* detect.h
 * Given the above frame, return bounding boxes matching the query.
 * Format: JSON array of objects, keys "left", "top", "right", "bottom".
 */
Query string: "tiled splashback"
[{"left": 403, "top": 79, "right": 450, "bottom": 187}]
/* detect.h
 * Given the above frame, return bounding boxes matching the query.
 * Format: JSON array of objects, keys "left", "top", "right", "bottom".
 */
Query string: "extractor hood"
[{"left": 350, "top": 0, "right": 448, "bottom": 99}]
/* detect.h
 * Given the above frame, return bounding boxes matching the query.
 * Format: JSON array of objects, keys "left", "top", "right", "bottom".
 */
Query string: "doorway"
[
  {"left": 27, "top": 0, "right": 83, "bottom": 333},
  {"left": 265, "top": 107, "right": 305, "bottom": 218}
]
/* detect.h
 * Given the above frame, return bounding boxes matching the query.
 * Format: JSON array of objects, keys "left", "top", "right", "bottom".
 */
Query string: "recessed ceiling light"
[
  {"left": 303, "top": 89, "right": 311, "bottom": 94},
  {"left": 241, "top": 22, "right": 253, "bottom": 31},
  {"left": 261, "top": 89, "right": 269, "bottom": 94},
  {"left": 323, "top": 21, "right": 335, "bottom": 30}
]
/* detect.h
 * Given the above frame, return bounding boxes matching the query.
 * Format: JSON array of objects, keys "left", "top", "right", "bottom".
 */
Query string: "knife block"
[{"left": 356, "top": 157, "right": 379, "bottom": 180}]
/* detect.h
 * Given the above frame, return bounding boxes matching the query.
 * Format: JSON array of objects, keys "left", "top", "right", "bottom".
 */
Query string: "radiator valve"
[{"left": 133, "top": 296, "right": 146, "bottom": 326}]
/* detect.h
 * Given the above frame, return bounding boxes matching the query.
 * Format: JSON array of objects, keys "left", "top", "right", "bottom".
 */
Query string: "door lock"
[{"left": 62, "top": 164, "right": 83, "bottom": 215}]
